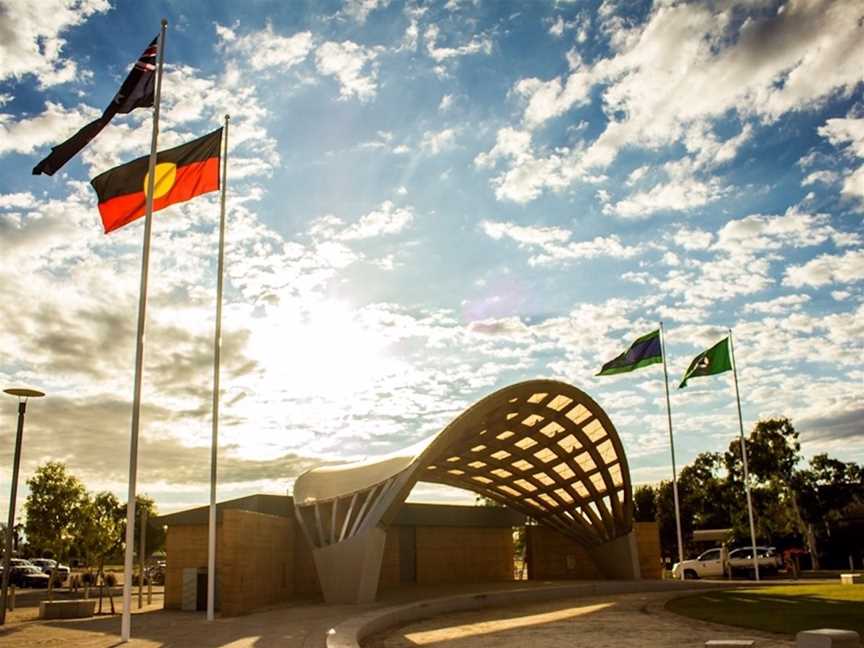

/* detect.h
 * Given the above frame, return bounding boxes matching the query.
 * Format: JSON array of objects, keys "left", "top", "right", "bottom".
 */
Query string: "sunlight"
[
  {"left": 402, "top": 602, "right": 614, "bottom": 644},
  {"left": 247, "top": 297, "right": 395, "bottom": 401}
]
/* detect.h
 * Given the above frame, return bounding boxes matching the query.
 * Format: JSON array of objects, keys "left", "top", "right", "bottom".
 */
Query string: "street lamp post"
[{"left": 1, "top": 388, "right": 45, "bottom": 624}]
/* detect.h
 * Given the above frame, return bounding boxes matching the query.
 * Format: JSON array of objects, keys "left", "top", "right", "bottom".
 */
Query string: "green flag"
[
  {"left": 679, "top": 337, "right": 732, "bottom": 388},
  {"left": 596, "top": 329, "right": 662, "bottom": 376}
]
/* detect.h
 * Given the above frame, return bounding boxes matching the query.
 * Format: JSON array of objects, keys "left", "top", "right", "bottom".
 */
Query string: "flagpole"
[
  {"left": 121, "top": 18, "right": 167, "bottom": 643},
  {"left": 659, "top": 322, "right": 685, "bottom": 578},
  {"left": 207, "top": 114, "right": 229, "bottom": 622},
  {"left": 728, "top": 328, "right": 760, "bottom": 582}
]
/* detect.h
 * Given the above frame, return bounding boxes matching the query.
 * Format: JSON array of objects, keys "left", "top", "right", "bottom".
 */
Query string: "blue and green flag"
[
  {"left": 678, "top": 337, "right": 732, "bottom": 388},
  {"left": 597, "top": 329, "right": 662, "bottom": 376}
]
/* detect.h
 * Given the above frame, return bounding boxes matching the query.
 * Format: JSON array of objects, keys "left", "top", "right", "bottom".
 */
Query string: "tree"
[
  {"left": 24, "top": 462, "right": 87, "bottom": 599},
  {"left": 633, "top": 485, "right": 657, "bottom": 522},
  {"left": 76, "top": 492, "right": 124, "bottom": 598}
]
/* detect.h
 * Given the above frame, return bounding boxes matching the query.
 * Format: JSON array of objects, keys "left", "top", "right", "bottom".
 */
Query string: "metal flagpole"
[
  {"left": 121, "top": 18, "right": 167, "bottom": 643},
  {"left": 659, "top": 322, "right": 685, "bottom": 578},
  {"left": 728, "top": 329, "right": 760, "bottom": 582},
  {"left": 207, "top": 114, "right": 229, "bottom": 622}
]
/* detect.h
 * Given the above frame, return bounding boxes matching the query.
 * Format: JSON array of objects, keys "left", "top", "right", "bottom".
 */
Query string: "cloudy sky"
[{"left": 1, "top": 0, "right": 862, "bottom": 516}]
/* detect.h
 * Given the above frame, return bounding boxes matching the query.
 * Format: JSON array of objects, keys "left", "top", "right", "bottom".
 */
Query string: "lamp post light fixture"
[{"left": 1, "top": 388, "right": 45, "bottom": 624}]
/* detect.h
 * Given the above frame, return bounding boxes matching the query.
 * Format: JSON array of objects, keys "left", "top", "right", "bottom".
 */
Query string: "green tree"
[
  {"left": 76, "top": 491, "right": 124, "bottom": 597},
  {"left": 24, "top": 462, "right": 87, "bottom": 599},
  {"left": 633, "top": 485, "right": 657, "bottom": 522}
]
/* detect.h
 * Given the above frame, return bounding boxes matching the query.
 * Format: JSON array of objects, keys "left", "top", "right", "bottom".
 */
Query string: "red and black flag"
[
  {"left": 91, "top": 128, "right": 222, "bottom": 233},
  {"left": 33, "top": 36, "right": 159, "bottom": 176}
]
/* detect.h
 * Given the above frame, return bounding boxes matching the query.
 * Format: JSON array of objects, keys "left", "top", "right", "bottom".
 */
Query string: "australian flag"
[
  {"left": 33, "top": 36, "right": 159, "bottom": 176},
  {"left": 597, "top": 329, "right": 663, "bottom": 376}
]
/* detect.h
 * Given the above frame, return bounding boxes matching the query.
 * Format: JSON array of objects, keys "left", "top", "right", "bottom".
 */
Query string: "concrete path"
[
  {"left": 363, "top": 590, "right": 795, "bottom": 648},
  {"left": 0, "top": 597, "right": 363, "bottom": 648}
]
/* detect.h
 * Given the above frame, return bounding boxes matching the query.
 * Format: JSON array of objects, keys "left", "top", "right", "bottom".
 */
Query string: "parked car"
[
  {"left": 728, "top": 546, "right": 783, "bottom": 576},
  {"left": 8, "top": 565, "right": 51, "bottom": 588},
  {"left": 672, "top": 547, "right": 726, "bottom": 579},
  {"left": 29, "top": 558, "right": 71, "bottom": 582}
]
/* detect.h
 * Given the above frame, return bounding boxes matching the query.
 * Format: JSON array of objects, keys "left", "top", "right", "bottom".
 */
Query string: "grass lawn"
[{"left": 666, "top": 584, "right": 864, "bottom": 637}]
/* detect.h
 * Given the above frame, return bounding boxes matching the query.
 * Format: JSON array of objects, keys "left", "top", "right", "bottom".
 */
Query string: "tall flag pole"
[
  {"left": 728, "top": 329, "right": 760, "bottom": 581},
  {"left": 207, "top": 114, "right": 230, "bottom": 622},
  {"left": 121, "top": 18, "right": 167, "bottom": 644},
  {"left": 597, "top": 328, "right": 685, "bottom": 576},
  {"left": 659, "top": 322, "right": 685, "bottom": 577}
]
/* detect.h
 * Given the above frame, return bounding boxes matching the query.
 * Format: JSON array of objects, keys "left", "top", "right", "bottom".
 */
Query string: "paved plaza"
[
  {"left": 365, "top": 590, "right": 794, "bottom": 648},
  {"left": 0, "top": 583, "right": 799, "bottom": 648}
]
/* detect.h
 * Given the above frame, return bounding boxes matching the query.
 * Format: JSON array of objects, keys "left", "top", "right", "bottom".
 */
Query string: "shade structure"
[{"left": 292, "top": 379, "right": 638, "bottom": 603}]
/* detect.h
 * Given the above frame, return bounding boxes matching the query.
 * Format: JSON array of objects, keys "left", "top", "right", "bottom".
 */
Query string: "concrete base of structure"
[
  {"left": 587, "top": 530, "right": 641, "bottom": 579},
  {"left": 313, "top": 526, "right": 386, "bottom": 604},
  {"left": 39, "top": 599, "right": 97, "bottom": 619}
]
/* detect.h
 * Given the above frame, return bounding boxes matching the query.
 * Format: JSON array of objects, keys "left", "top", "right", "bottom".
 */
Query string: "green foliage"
[
  {"left": 648, "top": 417, "right": 863, "bottom": 564},
  {"left": 22, "top": 462, "right": 166, "bottom": 567},
  {"left": 633, "top": 485, "right": 656, "bottom": 522},
  {"left": 24, "top": 461, "right": 87, "bottom": 559}
]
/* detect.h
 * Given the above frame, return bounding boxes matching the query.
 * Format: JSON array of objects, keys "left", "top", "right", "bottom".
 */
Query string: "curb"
[{"left": 327, "top": 580, "right": 734, "bottom": 648}]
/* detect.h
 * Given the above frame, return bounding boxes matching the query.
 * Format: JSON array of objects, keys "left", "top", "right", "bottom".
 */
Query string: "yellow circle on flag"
[{"left": 143, "top": 162, "right": 177, "bottom": 199}]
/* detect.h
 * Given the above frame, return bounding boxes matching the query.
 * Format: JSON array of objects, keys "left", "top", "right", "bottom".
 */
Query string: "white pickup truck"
[{"left": 672, "top": 546, "right": 783, "bottom": 579}]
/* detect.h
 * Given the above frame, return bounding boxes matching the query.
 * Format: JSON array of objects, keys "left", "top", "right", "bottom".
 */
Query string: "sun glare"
[{"left": 250, "top": 299, "right": 392, "bottom": 401}]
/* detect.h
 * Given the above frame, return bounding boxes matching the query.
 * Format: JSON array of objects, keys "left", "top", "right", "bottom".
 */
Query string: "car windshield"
[{"left": 699, "top": 549, "right": 720, "bottom": 560}]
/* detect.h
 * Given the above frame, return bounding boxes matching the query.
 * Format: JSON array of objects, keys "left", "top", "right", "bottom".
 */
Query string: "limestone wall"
[
  {"left": 526, "top": 522, "right": 662, "bottom": 580},
  {"left": 415, "top": 526, "right": 514, "bottom": 585},
  {"left": 218, "top": 509, "right": 294, "bottom": 616},
  {"left": 634, "top": 521, "right": 662, "bottom": 579},
  {"left": 165, "top": 509, "right": 294, "bottom": 615}
]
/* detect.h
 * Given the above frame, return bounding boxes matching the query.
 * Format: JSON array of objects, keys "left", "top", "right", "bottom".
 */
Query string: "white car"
[
  {"left": 29, "top": 558, "right": 70, "bottom": 582},
  {"left": 672, "top": 547, "right": 726, "bottom": 579},
  {"left": 727, "top": 546, "right": 783, "bottom": 576}
]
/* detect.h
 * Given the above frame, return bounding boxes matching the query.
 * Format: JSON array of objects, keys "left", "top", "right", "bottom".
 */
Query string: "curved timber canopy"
[{"left": 292, "top": 380, "right": 637, "bottom": 602}]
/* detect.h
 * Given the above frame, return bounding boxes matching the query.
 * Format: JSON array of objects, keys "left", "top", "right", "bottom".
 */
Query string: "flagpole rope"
[
  {"left": 729, "top": 328, "right": 760, "bottom": 582},
  {"left": 660, "top": 322, "right": 685, "bottom": 577},
  {"left": 121, "top": 18, "right": 167, "bottom": 643},
  {"left": 207, "top": 114, "right": 229, "bottom": 622}
]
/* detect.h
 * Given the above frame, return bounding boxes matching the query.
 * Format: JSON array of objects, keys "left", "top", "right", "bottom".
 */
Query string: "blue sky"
[{"left": 0, "top": 0, "right": 862, "bottom": 515}]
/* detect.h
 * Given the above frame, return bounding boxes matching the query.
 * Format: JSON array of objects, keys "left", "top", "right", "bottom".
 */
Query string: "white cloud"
[
  {"left": 0, "top": 101, "right": 99, "bottom": 156},
  {"left": 420, "top": 127, "right": 459, "bottom": 154},
  {"left": 477, "top": 0, "right": 864, "bottom": 205},
  {"left": 216, "top": 23, "right": 313, "bottom": 71},
  {"left": 818, "top": 116, "right": 864, "bottom": 202},
  {"left": 743, "top": 294, "right": 811, "bottom": 315},
  {"left": 315, "top": 41, "right": 380, "bottom": 101},
  {"left": 0, "top": 0, "right": 110, "bottom": 87},
  {"left": 312, "top": 201, "right": 415, "bottom": 241},
  {"left": 783, "top": 249, "right": 864, "bottom": 288},
  {"left": 715, "top": 208, "right": 859, "bottom": 254},
  {"left": 0, "top": 192, "right": 37, "bottom": 210},
  {"left": 340, "top": 0, "right": 390, "bottom": 24},
  {"left": 439, "top": 94, "right": 454, "bottom": 112},
  {"left": 672, "top": 226, "right": 713, "bottom": 250},
  {"left": 425, "top": 24, "right": 492, "bottom": 62},
  {"left": 481, "top": 219, "right": 641, "bottom": 265}
]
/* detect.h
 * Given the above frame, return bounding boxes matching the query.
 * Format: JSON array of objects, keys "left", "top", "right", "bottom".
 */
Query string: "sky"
[{"left": 0, "top": 0, "right": 862, "bottom": 517}]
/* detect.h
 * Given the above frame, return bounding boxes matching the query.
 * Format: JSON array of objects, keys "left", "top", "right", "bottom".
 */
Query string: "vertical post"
[
  {"left": 138, "top": 508, "right": 146, "bottom": 608},
  {"left": 729, "top": 329, "right": 760, "bottom": 582},
  {"left": 0, "top": 401, "right": 26, "bottom": 625},
  {"left": 121, "top": 19, "right": 167, "bottom": 643},
  {"left": 659, "top": 323, "right": 685, "bottom": 576},
  {"left": 207, "top": 114, "right": 229, "bottom": 622}
]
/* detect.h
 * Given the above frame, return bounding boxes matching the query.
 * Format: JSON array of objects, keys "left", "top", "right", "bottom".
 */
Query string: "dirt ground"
[{"left": 363, "top": 590, "right": 796, "bottom": 648}]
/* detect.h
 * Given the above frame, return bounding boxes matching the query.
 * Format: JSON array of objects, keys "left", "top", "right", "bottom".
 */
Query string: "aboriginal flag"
[
  {"left": 91, "top": 128, "right": 222, "bottom": 233},
  {"left": 33, "top": 36, "right": 159, "bottom": 176}
]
